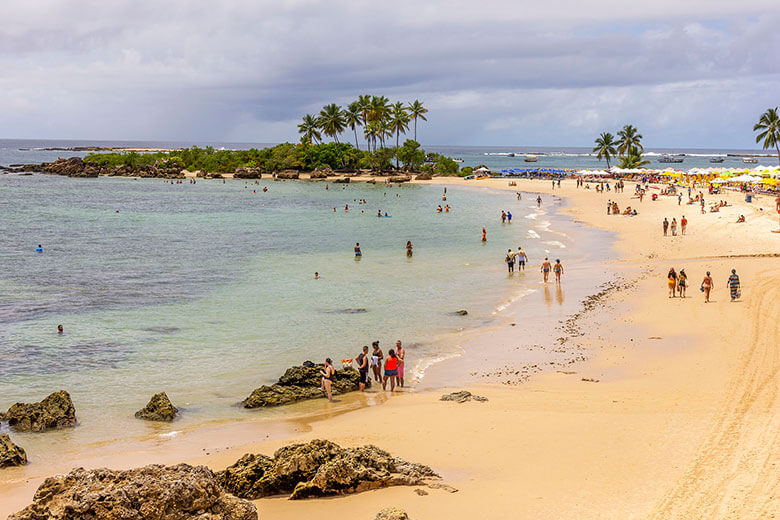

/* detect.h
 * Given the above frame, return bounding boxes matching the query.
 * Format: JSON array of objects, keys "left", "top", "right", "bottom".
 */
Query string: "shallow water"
[{"left": 0, "top": 173, "right": 618, "bottom": 463}]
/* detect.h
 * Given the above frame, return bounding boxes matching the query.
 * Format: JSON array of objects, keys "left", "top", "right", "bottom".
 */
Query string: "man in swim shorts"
[
  {"left": 506, "top": 249, "right": 515, "bottom": 273},
  {"left": 541, "top": 257, "right": 552, "bottom": 283},
  {"left": 517, "top": 247, "right": 527, "bottom": 270},
  {"left": 396, "top": 340, "right": 406, "bottom": 387},
  {"left": 356, "top": 345, "right": 369, "bottom": 391},
  {"left": 354, "top": 243, "right": 361, "bottom": 256}
]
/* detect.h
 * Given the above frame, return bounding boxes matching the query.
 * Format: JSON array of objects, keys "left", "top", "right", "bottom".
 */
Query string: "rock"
[
  {"left": 333, "top": 177, "right": 350, "bottom": 183},
  {"left": 0, "top": 434, "right": 27, "bottom": 468},
  {"left": 217, "top": 439, "right": 439, "bottom": 501},
  {"left": 135, "top": 392, "right": 178, "bottom": 422},
  {"left": 440, "top": 391, "right": 488, "bottom": 403},
  {"left": 8, "top": 463, "right": 257, "bottom": 520},
  {"left": 414, "top": 488, "right": 428, "bottom": 496},
  {"left": 375, "top": 507, "right": 410, "bottom": 520},
  {"left": 242, "top": 365, "right": 361, "bottom": 408},
  {"left": 428, "top": 482, "right": 459, "bottom": 493},
  {"left": 276, "top": 170, "right": 299, "bottom": 180},
  {"left": 454, "top": 309, "right": 468, "bottom": 316},
  {"left": 414, "top": 172, "right": 432, "bottom": 181},
  {"left": 234, "top": 167, "right": 263, "bottom": 179},
  {"left": 389, "top": 175, "right": 411, "bottom": 183},
  {"left": 309, "top": 169, "right": 328, "bottom": 179},
  {"left": 41, "top": 158, "right": 98, "bottom": 178},
  {"left": 3, "top": 390, "right": 77, "bottom": 432}
]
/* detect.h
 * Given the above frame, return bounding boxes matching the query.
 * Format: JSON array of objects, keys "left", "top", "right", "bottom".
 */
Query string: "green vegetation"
[
  {"left": 593, "top": 124, "right": 647, "bottom": 169},
  {"left": 754, "top": 107, "right": 780, "bottom": 166}
]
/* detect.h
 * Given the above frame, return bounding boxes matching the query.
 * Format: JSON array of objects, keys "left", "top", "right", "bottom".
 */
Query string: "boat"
[
  {"left": 453, "top": 158, "right": 463, "bottom": 163},
  {"left": 507, "top": 153, "right": 515, "bottom": 157},
  {"left": 743, "top": 157, "right": 759, "bottom": 164},
  {"left": 658, "top": 154, "right": 684, "bottom": 163},
  {"left": 524, "top": 155, "right": 538, "bottom": 163},
  {"left": 709, "top": 157, "right": 725, "bottom": 163}
]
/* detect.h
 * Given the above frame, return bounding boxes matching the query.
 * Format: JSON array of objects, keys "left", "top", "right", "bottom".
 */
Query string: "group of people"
[
  {"left": 667, "top": 268, "right": 741, "bottom": 302},
  {"left": 540, "top": 257, "right": 564, "bottom": 283},
  {"left": 662, "top": 216, "right": 688, "bottom": 236},
  {"left": 500, "top": 210, "right": 513, "bottom": 223},
  {"left": 318, "top": 340, "right": 407, "bottom": 401},
  {"left": 505, "top": 247, "right": 528, "bottom": 272},
  {"left": 607, "top": 200, "right": 638, "bottom": 216}
]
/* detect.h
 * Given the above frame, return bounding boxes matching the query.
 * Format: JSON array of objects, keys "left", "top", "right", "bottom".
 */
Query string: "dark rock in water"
[
  {"left": 302, "top": 360, "right": 316, "bottom": 368},
  {"left": 333, "top": 177, "right": 350, "bottom": 183},
  {"left": 414, "top": 172, "right": 432, "bottom": 181},
  {"left": 376, "top": 507, "right": 411, "bottom": 520},
  {"left": 0, "top": 434, "right": 27, "bottom": 467},
  {"left": 135, "top": 392, "right": 178, "bottom": 422},
  {"left": 216, "top": 439, "right": 439, "bottom": 501},
  {"left": 3, "top": 390, "right": 77, "bottom": 432},
  {"left": 440, "top": 391, "right": 488, "bottom": 403},
  {"left": 242, "top": 365, "right": 361, "bottom": 408},
  {"left": 8, "top": 463, "right": 257, "bottom": 520},
  {"left": 389, "top": 175, "right": 411, "bottom": 183},
  {"left": 454, "top": 309, "right": 468, "bottom": 316}
]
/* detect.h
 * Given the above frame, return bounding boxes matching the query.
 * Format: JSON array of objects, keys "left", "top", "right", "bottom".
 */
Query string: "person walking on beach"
[
  {"left": 681, "top": 216, "right": 688, "bottom": 235},
  {"left": 668, "top": 268, "right": 677, "bottom": 298},
  {"left": 671, "top": 218, "right": 678, "bottom": 236},
  {"left": 663, "top": 218, "right": 669, "bottom": 236},
  {"left": 541, "top": 258, "right": 552, "bottom": 283},
  {"left": 396, "top": 340, "right": 406, "bottom": 388},
  {"left": 607, "top": 200, "right": 612, "bottom": 215},
  {"left": 678, "top": 269, "right": 688, "bottom": 298},
  {"left": 506, "top": 249, "right": 516, "bottom": 273},
  {"left": 371, "top": 342, "right": 383, "bottom": 382},
  {"left": 357, "top": 346, "right": 369, "bottom": 391},
  {"left": 517, "top": 247, "right": 527, "bottom": 271},
  {"left": 406, "top": 241, "right": 413, "bottom": 257},
  {"left": 320, "top": 358, "right": 335, "bottom": 402},
  {"left": 727, "top": 269, "right": 741, "bottom": 301},
  {"left": 701, "top": 271, "right": 713, "bottom": 303},
  {"left": 553, "top": 259, "right": 564, "bottom": 284},
  {"left": 382, "top": 349, "right": 399, "bottom": 391}
]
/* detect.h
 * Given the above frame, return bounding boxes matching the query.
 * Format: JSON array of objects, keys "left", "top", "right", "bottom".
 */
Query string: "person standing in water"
[
  {"left": 57, "top": 324, "right": 63, "bottom": 334},
  {"left": 507, "top": 211, "right": 512, "bottom": 223},
  {"left": 320, "top": 358, "right": 335, "bottom": 402},
  {"left": 354, "top": 243, "right": 361, "bottom": 257},
  {"left": 517, "top": 247, "right": 527, "bottom": 270},
  {"left": 36, "top": 245, "right": 43, "bottom": 253},
  {"left": 536, "top": 195, "right": 542, "bottom": 207},
  {"left": 506, "top": 249, "right": 515, "bottom": 273},
  {"left": 371, "top": 341, "right": 383, "bottom": 382},
  {"left": 701, "top": 271, "right": 713, "bottom": 303},
  {"left": 541, "top": 257, "right": 552, "bottom": 283},
  {"left": 482, "top": 227, "right": 487, "bottom": 242},
  {"left": 396, "top": 340, "right": 406, "bottom": 388},
  {"left": 553, "top": 259, "right": 564, "bottom": 283},
  {"left": 314, "top": 272, "right": 320, "bottom": 279},
  {"left": 357, "top": 346, "right": 369, "bottom": 392},
  {"left": 382, "top": 349, "right": 399, "bottom": 391},
  {"left": 406, "top": 241, "right": 413, "bottom": 257}
]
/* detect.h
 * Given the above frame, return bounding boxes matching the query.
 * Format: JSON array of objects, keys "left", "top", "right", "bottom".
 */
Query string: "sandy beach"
[{"left": 3, "top": 177, "right": 780, "bottom": 519}]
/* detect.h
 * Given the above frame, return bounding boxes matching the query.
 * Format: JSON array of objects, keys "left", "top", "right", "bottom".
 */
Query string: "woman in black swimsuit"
[{"left": 320, "top": 358, "right": 335, "bottom": 402}]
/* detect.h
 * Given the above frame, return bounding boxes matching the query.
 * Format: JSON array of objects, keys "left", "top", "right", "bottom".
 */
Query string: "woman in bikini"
[
  {"left": 320, "top": 358, "right": 335, "bottom": 402},
  {"left": 677, "top": 269, "right": 687, "bottom": 298},
  {"left": 667, "top": 268, "right": 677, "bottom": 298},
  {"left": 701, "top": 271, "right": 713, "bottom": 303}
]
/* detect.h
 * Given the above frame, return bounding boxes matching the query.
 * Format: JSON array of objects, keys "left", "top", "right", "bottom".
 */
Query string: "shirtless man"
[
  {"left": 516, "top": 247, "right": 527, "bottom": 271},
  {"left": 541, "top": 257, "right": 552, "bottom": 283},
  {"left": 396, "top": 340, "right": 406, "bottom": 388}
]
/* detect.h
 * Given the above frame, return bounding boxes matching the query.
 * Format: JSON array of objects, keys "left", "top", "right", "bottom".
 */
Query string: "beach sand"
[{"left": 3, "top": 177, "right": 780, "bottom": 519}]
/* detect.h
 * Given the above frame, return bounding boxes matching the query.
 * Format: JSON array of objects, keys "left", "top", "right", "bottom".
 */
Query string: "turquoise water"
[{"left": 0, "top": 174, "right": 604, "bottom": 458}]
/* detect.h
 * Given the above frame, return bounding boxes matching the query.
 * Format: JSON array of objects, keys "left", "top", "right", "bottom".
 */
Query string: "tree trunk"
[
  {"left": 776, "top": 142, "right": 780, "bottom": 167},
  {"left": 414, "top": 118, "right": 417, "bottom": 141},
  {"left": 396, "top": 130, "right": 400, "bottom": 168},
  {"left": 354, "top": 128, "right": 359, "bottom": 149}
]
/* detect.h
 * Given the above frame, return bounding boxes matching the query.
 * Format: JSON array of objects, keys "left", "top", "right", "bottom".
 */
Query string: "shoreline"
[{"left": 3, "top": 177, "right": 780, "bottom": 518}]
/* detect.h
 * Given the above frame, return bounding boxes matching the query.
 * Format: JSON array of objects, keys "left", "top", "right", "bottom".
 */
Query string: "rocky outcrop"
[
  {"left": 333, "top": 177, "right": 350, "bottom": 183},
  {"left": 275, "top": 170, "right": 299, "bottom": 179},
  {"left": 217, "top": 439, "right": 438, "bottom": 501},
  {"left": 440, "top": 391, "right": 488, "bottom": 403},
  {"left": 135, "top": 392, "right": 178, "bottom": 422},
  {"left": 242, "top": 364, "right": 361, "bottom": 408},
  {"left": 376, "top": 508, "right": 411, "bottom": 520},
  {"left": 0, "top": 434, "right": 27, "bottom": 468},
  {"left": 389, "top": 175, "right": 412, "bottom": 183},
  {"left": 8, "top": 463, "right": 257, "bottom": 520},
  {"left": 3, "top": 390, "right": 77, "bottom": 432},
  {"left": 414, "top": 172, "right": 432, "bottom": 181},
  {"left": 309, "top": 169, "right": 328, "bottom": 179},
  {"left": 234, "top": 167, "right": 263, "bottom": 179},
  {"left": 42, "top": 158, "right": 98, "bottom": 177}
]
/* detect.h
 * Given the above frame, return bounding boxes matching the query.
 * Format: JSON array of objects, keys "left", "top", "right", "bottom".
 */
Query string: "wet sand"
[{"left": 3, "top": 177, "right": 780, "bottom": 519}]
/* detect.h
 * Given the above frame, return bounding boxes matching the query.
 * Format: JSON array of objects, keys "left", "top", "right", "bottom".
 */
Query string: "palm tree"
[
  {"left": 407, "top": 100, "right": 428, "bottom": 142},
  {"left": 297, "top": 114, "right": 321, "bottom": 144},
  {"left": 357, "top": 95, "right": 372, "bottom": 149},
  {"left": 318, "top": 104, "right": 346, "bottom": 143},
  {"left": 617, "top": 146, "right": 650, "bottom": 169},
  {"left": 380, "top": 118, "right": 394, "bottom": 150},
  {"left": 754, "top": 107, "right": 780, "bottom": 166},
  {"left": 390, "top": 102, "right": 410, "bottom": 167},
  {"left": 592, "top": 132, "right": 617, "bottom": 169},
  {"left": 345, "top": 102, "right": 362, "bottom": 149},
  {"left": 617, "top": 124, "right": 643, "bottom": 156},
  {"left": 364, "top": 121, "right": 382, "bottom": 168}
]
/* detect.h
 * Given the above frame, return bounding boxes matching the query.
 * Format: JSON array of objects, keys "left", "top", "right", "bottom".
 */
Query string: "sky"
[{"left": 0, "top": 0, "right": 778, "bottom": 148}]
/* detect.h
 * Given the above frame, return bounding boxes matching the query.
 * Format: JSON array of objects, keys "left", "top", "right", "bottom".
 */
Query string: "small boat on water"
[
  {"left": 709, "top": 157, "right": 725, "bottom": 163},
  {"left": 658, "top": 154, "right": 684, "bottom": 164},
  {"left": 524, "top": 155, "right": 538, "bottom": 163},
  {"left": 743, "top": 157, "right": 759, "bottom": 164},
  {"left": 453, "top": 158, "right": 463, "bottom": 163}
]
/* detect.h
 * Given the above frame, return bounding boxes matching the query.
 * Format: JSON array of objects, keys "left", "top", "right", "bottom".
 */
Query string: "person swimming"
[
  {"left": 35, "top": 245, "right": 43, "bottom": 253},
  {"left": 57, "top": 324, "right": 63, "bottom": 334}
]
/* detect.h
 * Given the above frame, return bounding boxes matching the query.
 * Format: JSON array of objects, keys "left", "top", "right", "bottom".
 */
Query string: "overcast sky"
[{"left": 0, "top": 0, "right": 778, "bottom": 148}]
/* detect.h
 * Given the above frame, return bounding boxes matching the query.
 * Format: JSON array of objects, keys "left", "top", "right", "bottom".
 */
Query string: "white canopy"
[{"left": 474, "top": 166, "right": 490, "bottom": 173}]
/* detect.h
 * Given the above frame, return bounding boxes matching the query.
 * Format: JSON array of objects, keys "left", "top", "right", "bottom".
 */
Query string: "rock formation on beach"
[
  {"left": 0, "top": 434, "right": 27, "bottom": 468},
  {"left": 217, "top": 439, "right": 439, "bottom": 500},
  {"left": 2, "top": 390, "right": 77, "bottom": 432},
  {"left": 440, "top": 390, "right": 488, "bottom": 403},
  {"left": 375, "top": 508, "right": 411, "bottom": 520},
  {"left": 242, "top": 364, "right": 362, "bottom": 408},
  {"left": 275, "top": 170, "right": 300, "bottom": 179},
  {"left": 135, "top": 392, "right": 179, "bottom": 422},
  {"left": 8, "top": 464, "right": 257, "bottom": 520},
  {"left": 414, "top": 172, "right": 432, "bottom": 180}
]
